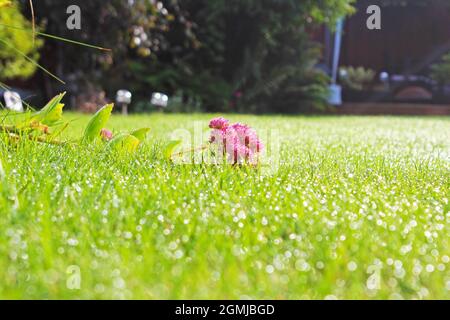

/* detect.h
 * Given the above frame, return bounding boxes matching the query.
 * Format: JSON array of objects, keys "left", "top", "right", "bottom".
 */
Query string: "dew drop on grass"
[
  {"left": 347, "top": 261, "right": 358, "bottom": 271},
  {"left": 174, "top": 250, "right": 184, "bottom": 259},
  {"left": 265, "top": 265, "right": 274, "bottom": 274},
  {"left": 67, "top": 238, "right": 78, "bottom": 246},
  {"left": 261, "top": 217, "right": 268, "bottom": 226}
]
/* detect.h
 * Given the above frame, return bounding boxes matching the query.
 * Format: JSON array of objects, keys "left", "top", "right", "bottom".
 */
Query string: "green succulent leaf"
[
  {"left": 164, "top": 140, "right": 182, "bottom": 160},
  {"left": 30, "top": 92, "right": 66, "bottom": 126},
  {"left": 109, "top": 134, "right": 140, "bottom": 154},
  {"left": 83, "top": 103, "right": 114, "bottom": 143},
  {"left": 130, "top": 128, "right": 150, "bottom": 142}
]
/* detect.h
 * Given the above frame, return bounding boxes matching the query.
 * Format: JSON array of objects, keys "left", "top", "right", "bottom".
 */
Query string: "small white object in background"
[
  {"left": 116, "top": 90, "right": 132, "bottom": 104},
  {"left": 379, "top": 71, "right": 389, "bottom": 83},
  {"left": 151, "top": 92, "right": 169, "bottom": 109},
  {"left": 379, "top": 71, "right": 390, "bottom": 91},
  {"left": 116, "top": 90, "right": 132, "bottom": 115},
  {"left": 3, "top": 91, "right": 23, "bottom": 112},
  {"left": 339, "top": 68, "right": 348, "bottom": 80},
  {"left": 328, "top": 84, "right": 342, "bottom": 106}
]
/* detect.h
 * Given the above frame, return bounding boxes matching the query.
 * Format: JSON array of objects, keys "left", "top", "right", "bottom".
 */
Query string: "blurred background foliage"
[
  {"left": 0, "top": 1, "right": 42, "bottom": 79},
  {"left": 431, "top": 53, "right": 450, "bottom": 86},
  {"left": 1, "top": 0, "right": 357, "bottom": 112}
]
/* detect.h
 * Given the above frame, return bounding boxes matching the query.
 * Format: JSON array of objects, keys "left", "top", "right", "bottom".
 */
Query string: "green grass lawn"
[{"left": 0, "top": 113, "right": 449, "bottom": 299}]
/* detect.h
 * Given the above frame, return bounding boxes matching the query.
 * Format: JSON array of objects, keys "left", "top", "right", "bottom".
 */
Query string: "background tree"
[
  {"left": 0, "top": 1, "right": 42, "bottom": 80},
  {"left": 126, "top": 0, "right": 355, "bottom": 112},
  {"left": 20, "top": 0, "right": 195, "bottom": 109},
  {"left": 18, "top": 0, "right": 356, "bottom": 112}
]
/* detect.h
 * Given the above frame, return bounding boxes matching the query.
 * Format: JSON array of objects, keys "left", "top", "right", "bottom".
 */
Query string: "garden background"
[{"left": 0, "top": 0, "right": 449, "bottom": 300}]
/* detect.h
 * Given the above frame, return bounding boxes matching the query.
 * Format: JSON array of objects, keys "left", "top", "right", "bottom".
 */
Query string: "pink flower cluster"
[
  {"left": 209, "top": 117, "right": 263, "bottom": 165},
  {"left": 100, "top": 128, "right": 113, "bottom": 141}
]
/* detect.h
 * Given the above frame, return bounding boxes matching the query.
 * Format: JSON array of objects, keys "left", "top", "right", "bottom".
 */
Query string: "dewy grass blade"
[
  {"left": 29, "top": 0, "right": 35, "bottom": 45},
  {"left": 0, "top": 23, "right": 111, "bottom": 52},
  {"left": 0, "top": 38, "right": 65, "bottom": 84},
  {"left": 0, "top": 81, "right": 11, "bottom": 90}
]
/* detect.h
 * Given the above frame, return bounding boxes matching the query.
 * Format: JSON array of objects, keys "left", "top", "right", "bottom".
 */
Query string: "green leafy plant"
[
  {"left": 430, "top": 53, "right": 450, "bottom": 85},
  {"left": 28, "top": 92, "right": 65, "bottom": 126},
  {"left": 130, "top": 128, "right": 151, "bottom": 141},
  {"left": 164, "top": 140, "right": 182, "bottom": 161},
  {"left": 109, "top": 134, "right": 141, "bottom": 154},
  {"left": 339, "top": 66, "right": 376, "bottom": 91},
  {"left": 82, "top": 104, "right": 114, "bottom": 143},
  {"left": 1, "top": 94, "right": 149, "bottom": 154}
]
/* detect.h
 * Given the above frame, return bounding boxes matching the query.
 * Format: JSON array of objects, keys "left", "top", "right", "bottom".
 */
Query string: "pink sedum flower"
[
  {"left": 209, "top": 117, "right": 263, "bottom": 165},
  {"left": 209, "top": 117, "right": 229, "bottom": 130},
  {"left": 209, "top": 129, "right": 223, "bottom": 144},
  {"left": 100, "top": 128, "right": 113, "bottom": 141},
  {"left": 229, "top": 144, "right": 254, "bottom": 164},
  {"left": 254, "top": 140, "right": 264, "bottom": 153}
]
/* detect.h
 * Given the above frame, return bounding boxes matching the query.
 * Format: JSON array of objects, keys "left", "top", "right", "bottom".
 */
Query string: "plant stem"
[
  {"left": 7, "top": 133, "right": 66, "bottom": 146},
  {"left": 29, "top": 0, "right": 35, "bottom": 46},
  {"left": 171, "top": 145, "right": 208, "bottom": 158},
  {"left": 2, "top": 124, "right": 66, "bottom": 146},
  {"left": 0, "top": 125, "right": 20, "bottom": 134}
]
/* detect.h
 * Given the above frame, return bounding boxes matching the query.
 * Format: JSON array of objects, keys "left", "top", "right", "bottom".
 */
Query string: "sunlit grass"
[{"left": 0, "top": 113, "right": 449, "bottom": 299}]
